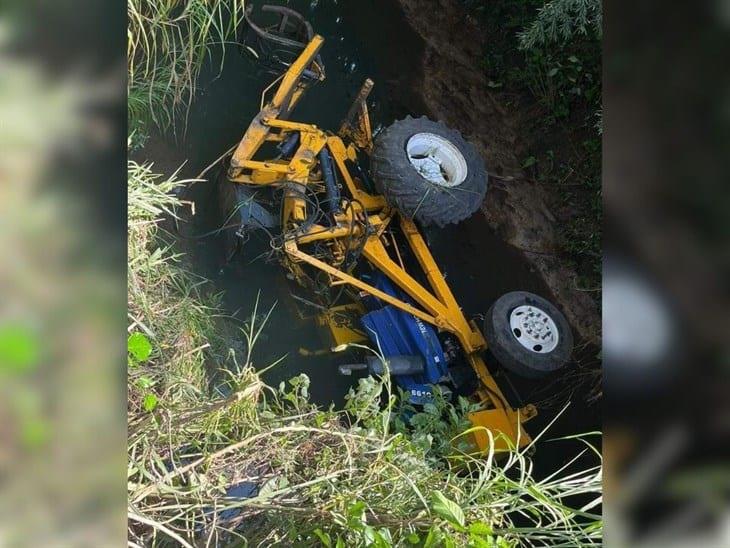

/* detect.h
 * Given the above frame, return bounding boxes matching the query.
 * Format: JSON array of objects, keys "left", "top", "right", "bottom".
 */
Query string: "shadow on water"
[{"left": 146, "top": 0, "right": 599, "bottom": 462}]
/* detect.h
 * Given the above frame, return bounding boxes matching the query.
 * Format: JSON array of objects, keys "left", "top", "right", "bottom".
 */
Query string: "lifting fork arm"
[
  {"left": 230, "top": 35, "right": 325, "bottom": 173},
  {"left": 284, "top": 240, "right": 444, "bottom": 328}
]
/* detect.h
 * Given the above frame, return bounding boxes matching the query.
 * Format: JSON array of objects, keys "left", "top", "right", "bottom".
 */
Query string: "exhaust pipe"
[{"left": 338, "top": 355, "right": 425, "bottom": 376}]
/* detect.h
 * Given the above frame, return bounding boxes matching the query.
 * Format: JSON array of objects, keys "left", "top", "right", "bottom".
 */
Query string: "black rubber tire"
[
  {"left": 370, "top": 116, "right": 488, "bottom": 227},
  {"left": 483, "top": 292, "right": 573, "bottom": 379}
]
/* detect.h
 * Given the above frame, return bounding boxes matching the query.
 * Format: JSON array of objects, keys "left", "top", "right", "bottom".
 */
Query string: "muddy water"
[{"left": 158, "top": 0, "right": 598, "bottom": 452}]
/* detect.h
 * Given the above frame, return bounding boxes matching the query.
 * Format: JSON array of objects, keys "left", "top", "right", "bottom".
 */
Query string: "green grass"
[
  {"left": 127, "top": 160, "right": 226, "bottom": 410},
  {"left": 127, "top": 0, "right": 246, "bottom": 134}
]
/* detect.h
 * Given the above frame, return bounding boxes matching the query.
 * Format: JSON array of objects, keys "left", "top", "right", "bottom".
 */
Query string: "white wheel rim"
[
  {"left": 509, "top": 305, "right": 559, "bottom": 354},
  {"left": 406, "top": 133, "right": 468, "bottom": 187}
]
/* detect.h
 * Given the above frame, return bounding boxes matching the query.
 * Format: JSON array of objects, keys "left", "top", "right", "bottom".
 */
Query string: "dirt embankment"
[{"left": 396, "top": 0, "right": 600, "bottom": 346}]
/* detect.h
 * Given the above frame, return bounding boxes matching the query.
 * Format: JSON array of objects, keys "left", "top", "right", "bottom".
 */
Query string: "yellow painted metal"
[
  {"left": 338, "top": 78, "right": 375, "bottom": 151},
  {"left": 271, "top": 40, "right": 324, "bottom": 112},
  {"left": 293, "top": 208, "right": 390, "bottom": 245},
  {"left": 297, "top": 224, "right": 363, "bottom": 245},
  {"left": 362, "top": 237, "right": 454, "bottom": 329},
  {"left": 225, "top": 34, "right": 536, "bottom": 453},
  {"left": 251, "top": 170, "right": 284, "bottom": 184},
  {"left": 285, "top": 240, "right": 443, "bottom": 327},
  {"left": 468, "top": 408, "right": 528, "bottom": 452},
  {"left": 398, "top": 217, "right": 486, "bottom": 352},
  {"left": 317, "top": 303, "right": 369, "bottom": 347},
  {"left": 233, "top": 124, "right": 328, "bottom": 185},
  {"left": 285, "top": 228, "right": 535, "bottom": 448},
  {"left": 229, "top": 35, "right": 325, "bottom": 182},
  {"left": 282, "top": 185, "right": 307, "bottom": 225},
  {"left": 327, "top": 136, "right": 386, "bottom": 210}
]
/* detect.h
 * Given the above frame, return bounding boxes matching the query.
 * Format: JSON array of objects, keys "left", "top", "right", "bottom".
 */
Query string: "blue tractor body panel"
[{"left": 360, "top": 274, "right": 448, "bottom": 405}]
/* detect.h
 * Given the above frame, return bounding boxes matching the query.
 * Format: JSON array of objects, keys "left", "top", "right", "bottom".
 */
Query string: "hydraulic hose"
[
  {"left": 318, "top": 147, "right": 342, "bottom": 215},
  {"left": 277, "top": 131, "right": 300, "bottom": 159}
]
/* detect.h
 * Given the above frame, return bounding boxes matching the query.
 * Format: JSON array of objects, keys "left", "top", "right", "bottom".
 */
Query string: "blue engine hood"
[{"left": 360, "top": 273, "right": 448, "bottom": 405}]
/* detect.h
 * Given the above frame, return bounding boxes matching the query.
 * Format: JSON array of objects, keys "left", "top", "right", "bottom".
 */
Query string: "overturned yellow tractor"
[{"left": 220, "top": 7, "right": 573, "bottom": 454}]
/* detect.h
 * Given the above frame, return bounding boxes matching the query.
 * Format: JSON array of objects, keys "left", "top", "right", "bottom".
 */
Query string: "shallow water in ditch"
[{"left": 146, "top": 0, "right": 599, "bottom": 469}]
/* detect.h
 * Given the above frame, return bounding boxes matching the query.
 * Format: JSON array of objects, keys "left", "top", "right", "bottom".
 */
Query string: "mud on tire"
[
  {"left": 483, "top": 291, "right": 574, "bottom": 379},
  {"left": 370, "top": 116, "right": 488, "bottom": 227}
]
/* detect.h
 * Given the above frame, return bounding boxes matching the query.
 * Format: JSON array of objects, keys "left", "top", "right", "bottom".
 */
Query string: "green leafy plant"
[
  {"left": 0, "top": 325, "right": 40, "bottom": 374},
  {"left": 431, "top": 490, "right": 466, "bottom": 529},
  {"left": 394, "top": 386, "right": 481, "bottom": 460},
  {"left": 127, "top": 332, "right": 152, "bottom": 363},
  {"left": 517, "top": 0, "right": 602, "bottom": 49}
]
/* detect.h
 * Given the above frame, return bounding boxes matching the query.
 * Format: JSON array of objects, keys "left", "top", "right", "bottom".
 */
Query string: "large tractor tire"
[
  {"left": 483, "top": 291, "right": 574, "bottom": 379},
  {"left": 370, "top": 116, "right": 488, "bottom": 226}
]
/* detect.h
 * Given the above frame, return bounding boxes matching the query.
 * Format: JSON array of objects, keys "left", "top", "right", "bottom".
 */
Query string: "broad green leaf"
[
  {"left": 468, "top": 535, "right": 493, "bottom": 548},
  {"left": 431, "top": 491, "right": 465, "bottom": 528},
  {"left": 522, "top": 156, "right": 537, "bottom": 168},
  {"left": 469, "top": 522, "right": 493, "bottom": 537},
  {"left": 423, "top": 526, "right": 441, "bottom": 548},
  {"left": 377, "top": 527, "right": 393, "bottom": 546},
  {"left": 259, "top": 476, "right": 287, "bottom": 501},
  {"left": 312, "top": 529, "right": 331, "bottom": 547},
  {"left": 406, "top": 532, "right": 420, "bottom": 544},
  {"left": 128, "top": 332, "right": 152, "bottom": 361},
  {"left": 258, "top": 478, "right": 276, "bottom": 500},
  {"left": 142, "top": 393, "right": 158, "bottom": 412},
  {"left": 347, "top": 500, "right": 366, "bottom": 525},
  {"left": 22, "top": 418, "right": 49, "bottom": 448},
  {"left": 363, "top": 525, "right": 376, "bottom": 545},
  {"left": 0, "top": 325, "right": 40, "bottom": 374},
  {"left": 423, "top": 403, "right": 439, "bottom": 415}
]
